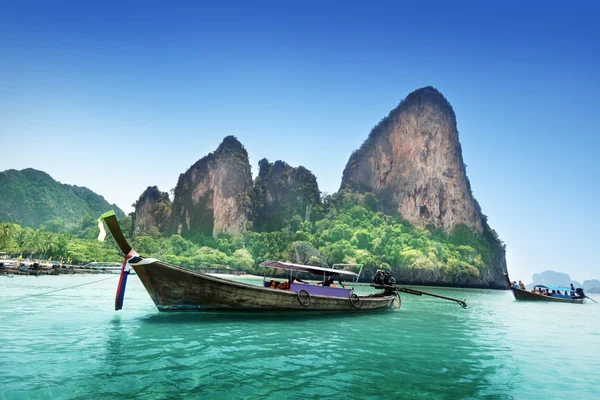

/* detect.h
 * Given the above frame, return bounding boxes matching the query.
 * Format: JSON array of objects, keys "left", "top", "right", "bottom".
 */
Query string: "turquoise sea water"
[{"left": 1, "top": 275, "right": 598, "bottom": 399}]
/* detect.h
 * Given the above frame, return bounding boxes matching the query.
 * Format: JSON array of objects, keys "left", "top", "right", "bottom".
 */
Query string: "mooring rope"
[{"left": 6, "top": 275, "right": 119, "bottom": 302}]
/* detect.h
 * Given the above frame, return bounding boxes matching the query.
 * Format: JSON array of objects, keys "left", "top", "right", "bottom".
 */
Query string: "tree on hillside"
[
  {"left": 41, "top": 232, "right": 58, "bottom": 258},
  {"left": 0, "top": 223, "right": 21, "bottom": 252},
  {"left": 23, "top": 229, "right": 45, "bottom": 258}
]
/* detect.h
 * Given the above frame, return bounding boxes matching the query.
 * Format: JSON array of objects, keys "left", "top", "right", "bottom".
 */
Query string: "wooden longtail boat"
[
  {"left": 505, "top": 274, "right": 586, "bottom": 304},
  {"left": 512, "top": 285, "right": 585, "bottom": 304},
  {"left": 100, "top": 212, "right": 397, "bottom": 312}
]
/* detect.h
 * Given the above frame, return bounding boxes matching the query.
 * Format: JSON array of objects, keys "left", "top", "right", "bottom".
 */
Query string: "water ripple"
[{"left": 1, "top": 277, "right": 599, "bottom": 399}]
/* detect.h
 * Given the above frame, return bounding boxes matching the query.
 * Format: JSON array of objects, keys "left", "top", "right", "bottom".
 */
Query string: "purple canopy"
[{"left": 261, "top": 261, "right": 359, "bottom": 277}]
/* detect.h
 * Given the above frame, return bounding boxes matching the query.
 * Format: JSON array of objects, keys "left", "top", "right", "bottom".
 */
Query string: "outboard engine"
[
  {"left": 372, "top": 270, "right": 397, "bottom": 294},
  {"left": 575, "top": 288, "right": 585, "bottom": 299}
]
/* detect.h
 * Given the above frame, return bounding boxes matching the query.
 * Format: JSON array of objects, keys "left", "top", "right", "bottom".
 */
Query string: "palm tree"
[
  {"left": 23, "top": 230, "right": 45, "bottom": 258},
  {"left": 42, "top": 232, "right": 58, "bottom": 258},
  {"left": 0, "top": 223, "right": 19, "bottom": 250}
]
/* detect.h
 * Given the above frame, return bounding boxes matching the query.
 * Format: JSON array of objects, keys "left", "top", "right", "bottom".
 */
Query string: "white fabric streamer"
[
  {"left": 97, "top": 219, "right": 106, "bottom": 242},
  {"left": 124, "top": 251, "right": 158, "bottom": 272}
]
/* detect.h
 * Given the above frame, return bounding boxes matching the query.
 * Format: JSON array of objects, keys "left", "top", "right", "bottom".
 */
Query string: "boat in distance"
[
  {"left": 100, "top": 211, "right": 398, "bottom": 312},
  {"left": 505, "top": 274, "right": 587, "bottom": 304},
  {"left": 511, "top": 285, "right": 585, "bottom": 304}
]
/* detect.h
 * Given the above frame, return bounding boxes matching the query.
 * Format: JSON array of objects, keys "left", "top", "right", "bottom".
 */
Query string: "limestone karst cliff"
[
  {"left": 341, "top": 86, "right": 507, "bottom": 287},
  {"left": 252, "top": 159, "right": 321, "bottom": 232},
  {"left": 342, "top": 86, "right": 482, "bottom": 231},
  {"left": 132, "top": 186, "right": 172, "bottom": 238},
  {"left": 169, "top": 136, "right": 253, "bottom": 238}
]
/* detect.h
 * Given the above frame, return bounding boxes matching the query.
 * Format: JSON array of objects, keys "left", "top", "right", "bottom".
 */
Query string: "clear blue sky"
[{"left": 1, "top": 1, "right": 598, "bottom": 282}]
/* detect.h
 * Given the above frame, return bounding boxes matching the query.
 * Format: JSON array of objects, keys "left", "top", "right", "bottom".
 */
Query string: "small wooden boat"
[
  {"left": 100, "top": 212, "right": 397, "bottom": 312},
  {"left": 505, "top": 274, "right": 586, "bottom": 304},
  {"left": 512, "top": 285, "right": 585, "bottom": 303}
]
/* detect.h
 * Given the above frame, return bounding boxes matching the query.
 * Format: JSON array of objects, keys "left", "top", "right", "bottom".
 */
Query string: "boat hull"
[
  {"left": 511, "top": 288, "right": 584, "bottom": 303},
  {"left": 133, "top": 261, "right": 396, "bottom": 312}
]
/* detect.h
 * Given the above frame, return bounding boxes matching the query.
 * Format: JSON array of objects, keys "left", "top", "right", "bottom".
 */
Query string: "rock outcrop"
[
  {"left": 253, "top": 159, "right": 321, "bottom": 232},
  {"left": 531, "top": 270, "right": 582, "bottom": 288},
  {"left": 583, "top": 279, "right": 600, "bottom": 292},
  {"left": 340, "top": 86, "right": 507, "bottom": 287},
  {"left": 342, "top": 86, "right": 482, "bottom": 231},
  {"left": 132, "top": 186, "right": 171, "bottom": 237},
  {"left": 170, "top": 136, "right": 253, "bottom": 237}
]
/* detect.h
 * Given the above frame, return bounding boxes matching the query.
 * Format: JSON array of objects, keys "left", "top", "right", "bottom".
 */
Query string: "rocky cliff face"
[
  {"left": 133, "top": 186, "right": 172, "bottom": 237},
  {"left": 342, "top": 86, "right": 482, "bottom": 231},
  {"left": 531, "top": 270, "right": 582, "bottom": 288},
  {"left": 170, "top": 136, "right": 253, "bottom": 237},
  {"left": 253, "top": 159, "right": 321, "bottom": 232},
  {"left": 341, "top": 86, "right": 507, "bottom": 287}
]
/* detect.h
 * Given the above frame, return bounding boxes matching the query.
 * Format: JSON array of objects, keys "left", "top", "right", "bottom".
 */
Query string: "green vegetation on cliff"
[
  {"left": 0, "top": 169, "right": 124, "bottom": 229},
  {"left": 2, "top": 191, "right": 503, "bottom": 286},
  {"left": 253, "top": 159, "right": 321, "bottom": 232}
]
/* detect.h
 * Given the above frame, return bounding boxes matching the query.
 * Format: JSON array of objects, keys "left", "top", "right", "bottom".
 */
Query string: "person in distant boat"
[
  {"left": 518, "top": 280, "right": 526, "bottom": 290},
  {"left": 512, "top": 281, "right": 519, "bottom": 289},
  {"left": 292, "top": 278, "right": 307, "bottom": 284},
  {"left": 570, "top": 283, "right": 575, "bottom": 296}
]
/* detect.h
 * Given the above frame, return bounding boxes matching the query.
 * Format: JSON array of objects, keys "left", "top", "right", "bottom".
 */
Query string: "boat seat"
[{"left": 290, "top": 283, "right": 351, "bottom": 298}]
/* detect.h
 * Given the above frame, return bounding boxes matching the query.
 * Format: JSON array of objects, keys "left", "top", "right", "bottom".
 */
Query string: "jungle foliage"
[
  {"left": 0, "top": 168, "right": 124, "bottom": 229},
  {"left": 1, "top": 190, "right": 501, "bottom": 283}
]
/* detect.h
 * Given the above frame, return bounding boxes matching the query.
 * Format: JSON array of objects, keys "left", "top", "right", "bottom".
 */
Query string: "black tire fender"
[
  {"left": 350, "top": 293, "right": 361, "bottom": 309},
  {"left": 297, "top": 289, "right": 311, "bottom": 307}
]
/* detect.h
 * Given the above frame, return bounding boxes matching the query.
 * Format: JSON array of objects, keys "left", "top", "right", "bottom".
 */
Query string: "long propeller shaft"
[
  {"left": 585, "top": 295, "right": 598, "bottom": 304},
  {"left": 397, "top": 286, "right": 467, "bottom": 308}
]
